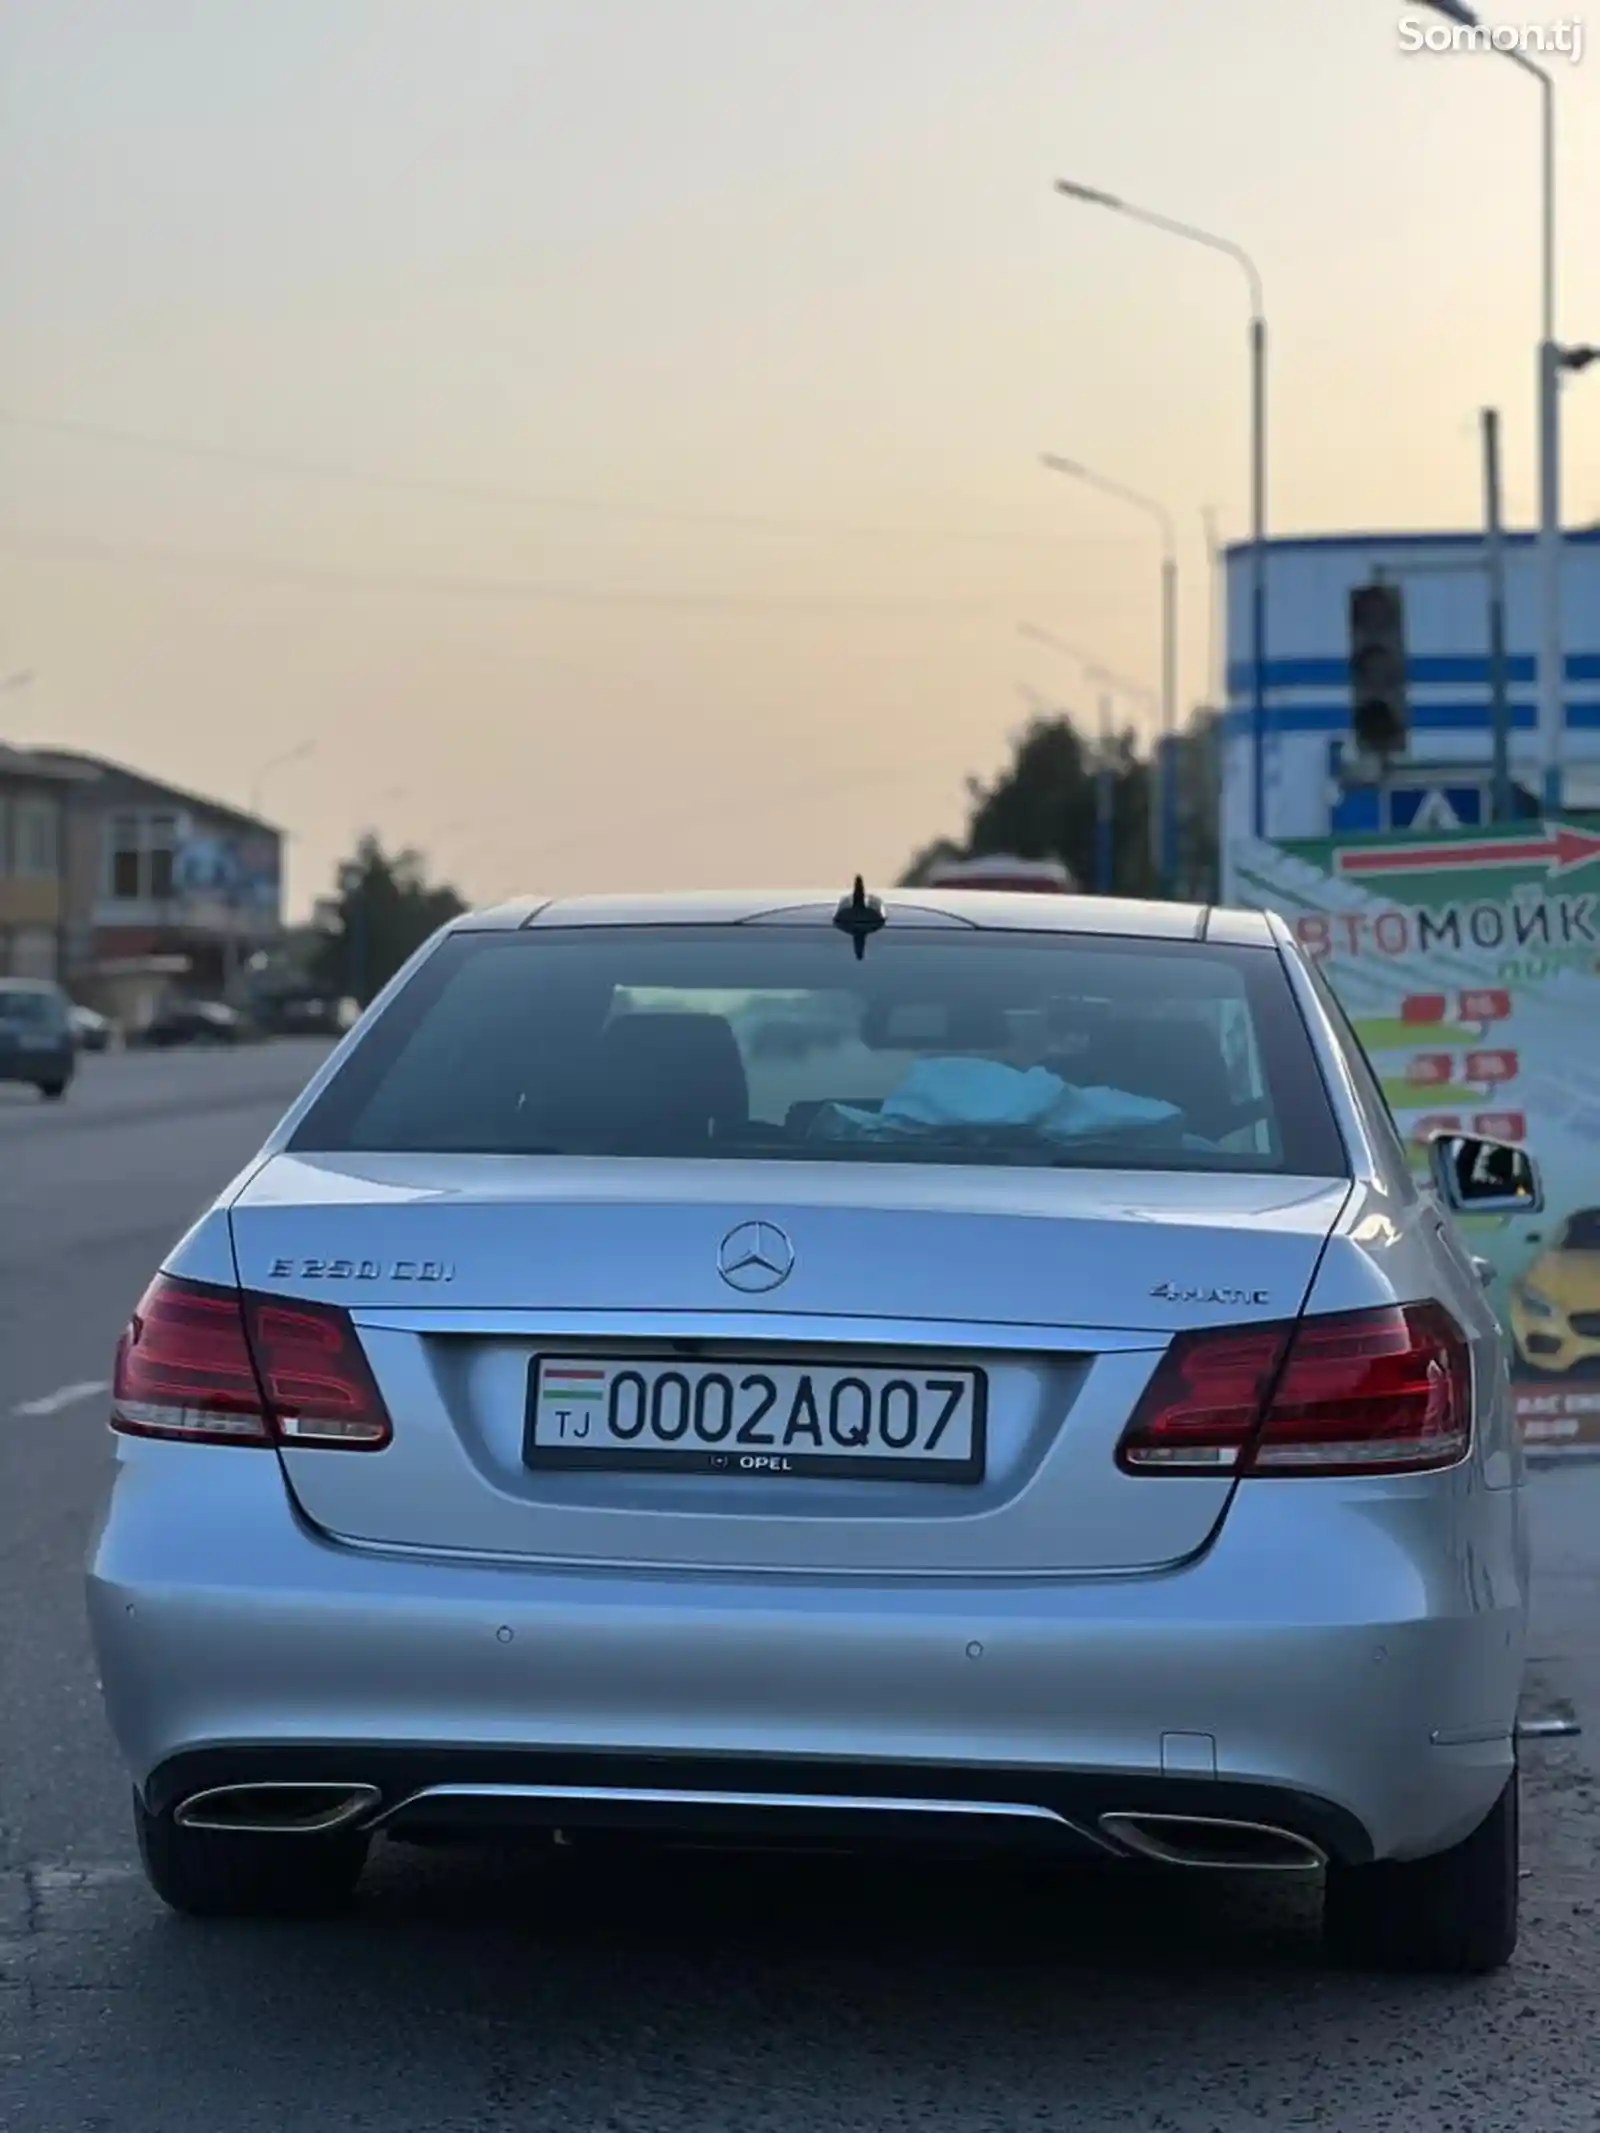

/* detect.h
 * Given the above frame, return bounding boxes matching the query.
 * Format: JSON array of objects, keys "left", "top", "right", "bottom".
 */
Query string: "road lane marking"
[
  {"left": 11, "top": 1380, "right": 109, "bottom": 1417},
  {"left": 28, "top": 1863, "right": 143, "bottom": 1891}
]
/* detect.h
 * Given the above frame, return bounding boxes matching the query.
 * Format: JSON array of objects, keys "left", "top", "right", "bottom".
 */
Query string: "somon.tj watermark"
[{"left": 1399, "top": 15, "right": 1584, "bottom": 60}]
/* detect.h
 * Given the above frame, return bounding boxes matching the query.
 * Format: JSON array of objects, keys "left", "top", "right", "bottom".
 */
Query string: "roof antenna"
[{"left": 832, "top": 875, "right": 886, "bottom": 960}]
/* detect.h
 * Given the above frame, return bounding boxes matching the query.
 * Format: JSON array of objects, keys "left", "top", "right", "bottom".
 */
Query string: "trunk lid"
[{"left": 228, "top": 1153, "right": 1349, "bottom": 1575}]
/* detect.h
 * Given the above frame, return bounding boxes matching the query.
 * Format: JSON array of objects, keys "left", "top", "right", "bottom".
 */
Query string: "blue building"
[{"left": 1221, "top": 526, "right": 1600, "bottom": 890}]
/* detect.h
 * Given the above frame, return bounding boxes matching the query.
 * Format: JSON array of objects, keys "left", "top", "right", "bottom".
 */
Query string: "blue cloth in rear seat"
[{"left": 807, "top": 1057, "right": 1180, "bottom": 1146}]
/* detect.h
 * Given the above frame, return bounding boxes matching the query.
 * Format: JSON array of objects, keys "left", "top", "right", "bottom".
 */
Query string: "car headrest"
[
  {"left": 1073, "top": 1012, "right": 1238, "bottom": 1137},
  {"left": 592, "top": 1012, "right": 750, "bottom": 1145}
]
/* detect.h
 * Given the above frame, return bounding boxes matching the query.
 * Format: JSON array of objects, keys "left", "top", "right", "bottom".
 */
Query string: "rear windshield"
[
  {"left": 0, "top": 987, "right": 63, "bottom": 1029},
  {"left": 290, "top": 926, "right": 1347, "bottom": 1176}
]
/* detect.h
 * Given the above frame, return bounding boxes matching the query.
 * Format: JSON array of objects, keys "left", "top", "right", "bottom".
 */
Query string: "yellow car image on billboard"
[{"left": 1510, "top": 1207, "right": 1600, "bottom": 1375}]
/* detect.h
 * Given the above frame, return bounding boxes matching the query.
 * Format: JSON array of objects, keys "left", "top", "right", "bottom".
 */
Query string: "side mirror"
[{"left": 1426, "top": 1133, "right": 1543, "bottom": 1218}]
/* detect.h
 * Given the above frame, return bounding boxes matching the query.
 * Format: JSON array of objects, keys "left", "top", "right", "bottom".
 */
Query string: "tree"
[
  {"left": 900, "top": 712, "right": 1156, "bottom": 894},
  {"left": 1174, "top": 708, "right": 1222, "bottom": 902},
  {"left": 314, "top": 836, "right": 466, "bottom": 1005},
  {"left": 899, "top": 835, "right": 966, "bottom": 887},
  {"left": 900, "top": 706, "right": 1223, "bottom": 899}
]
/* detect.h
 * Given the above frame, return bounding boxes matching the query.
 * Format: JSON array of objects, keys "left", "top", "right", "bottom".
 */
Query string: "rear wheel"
[
  {"left": 1322, "top": 1768, "right": 1518, "bottom": 1974},
  {"left": 37, "top": 1080, "right": 67, "bottom": 1101},
  {"left": 133, "top": 1792, "right": 369, "bottom": 1919}
]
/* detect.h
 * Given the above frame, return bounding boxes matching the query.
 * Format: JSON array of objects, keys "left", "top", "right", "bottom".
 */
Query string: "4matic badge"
[{"left": 1150, "top": 1282, "right": 1270, "bottom": 1307}]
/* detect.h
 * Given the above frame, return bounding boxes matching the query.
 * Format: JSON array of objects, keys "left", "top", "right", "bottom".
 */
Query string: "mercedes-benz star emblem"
[{"left": 717, "top": 1220, "right": 795, "bottom": 1294}]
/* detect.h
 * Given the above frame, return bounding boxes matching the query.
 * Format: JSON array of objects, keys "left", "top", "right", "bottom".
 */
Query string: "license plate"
[{"left": 525, "top": 1355, "right": 985, "bottom": 1483}]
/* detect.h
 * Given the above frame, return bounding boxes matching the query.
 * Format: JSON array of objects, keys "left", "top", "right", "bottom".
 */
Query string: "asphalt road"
[{"left": 1, "top": 1045, "right": 1597, "bottom": 2132}]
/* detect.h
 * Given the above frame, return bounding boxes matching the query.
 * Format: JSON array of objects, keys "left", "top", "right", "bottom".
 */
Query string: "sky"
[{"left": 1, "top": 0, "right": 1597, "bottom": 913}]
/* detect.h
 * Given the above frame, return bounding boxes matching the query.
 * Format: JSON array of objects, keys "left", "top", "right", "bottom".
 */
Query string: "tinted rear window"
[
  {"left": 290, "top": 926, "right": 1347, "bottom": 1176},
  {"left": 0, "top": 987, "right": 64, "bottom": 1029}
]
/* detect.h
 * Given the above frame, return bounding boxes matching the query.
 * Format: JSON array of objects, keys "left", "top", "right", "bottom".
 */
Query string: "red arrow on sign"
[{"left": 1335, "top": 823, "right": 1600, "bottom": 879}]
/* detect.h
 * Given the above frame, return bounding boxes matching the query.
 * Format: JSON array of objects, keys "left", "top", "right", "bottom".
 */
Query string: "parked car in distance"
[
  {"left": 91, "top": 886, "right": 1533, "bottom": 1975},
  {"left": 137, "top": 1000, "right": 246, "bottom": 1049},
  {"left": 254, "top": 990, "right": 352, "bottom": 1038},
  {"left": 69, "top": 1003, "right": 117, "bottom": 1053},
  {"left": 0, "top": 978, "right": 75, "bottom": 1099},
  {"left": 1509, "top": 1204, "right": 1600, "bottom": 1375},
  {"left": 921, "top": 853, "right": 1076, "bottom": 892}
]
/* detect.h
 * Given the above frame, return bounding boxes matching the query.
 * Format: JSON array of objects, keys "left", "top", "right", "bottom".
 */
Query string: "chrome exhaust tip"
[
  {"left": 1516, "top": 1712, "right": 1581, "bottom": 1740},
  {"left": 174, "top": 1783, "right": 382, "bottom": 1835},
  {"left": 1098, "top": 1811, "right": 1325, "bottom": 1872}
]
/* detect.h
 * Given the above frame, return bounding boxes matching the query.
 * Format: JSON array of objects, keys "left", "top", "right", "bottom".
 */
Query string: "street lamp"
[
  {"left": 1417, "top": 2, "right": 1553, "bottom": 331},
  {"left": 249, "top": 740, "right": 315, "bottom": 819},
  {"left": 1017, "top": 624, "right": 1156, "bottom": 712},
  {"left": 1039, "top": 457, "right": 1180, "bottom": 891},
  {"left": 0, "top": 671, "right": 37, "bottom": 735},
  {"left": 1201, "top": 508, "right": 1226, "bottom": 707},
  {"left": 1415, "top": 0, "right": 1594, "bottom": 812},
  {"left": 1039, "top": 456, "right": 1177, "bottom": 745},
  {"left": 1086, "top": 666, "right": 1159, "bottom": 721},
  {"left": 1015, "top": 670, "right": 1129, "bottom": 897},
  {"left": 1055, "top": 180, "right": 1268, "bottom": 840},
  {"left": 238, "top": 741, "right": 315, "bottom": 997}
]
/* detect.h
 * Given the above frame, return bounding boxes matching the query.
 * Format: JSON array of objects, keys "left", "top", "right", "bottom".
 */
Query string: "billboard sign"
[
  {"left": 173, "top": 823, "right": 281, "bottom": 926},
  {"left": 1232, "top": 816, "right": 1600, "bottom": 1453}
]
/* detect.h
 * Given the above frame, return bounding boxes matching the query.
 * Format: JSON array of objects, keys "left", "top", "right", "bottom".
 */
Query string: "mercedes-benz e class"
[{"left": 87, "top": 884, "right": 1533, "bottom": 1972}]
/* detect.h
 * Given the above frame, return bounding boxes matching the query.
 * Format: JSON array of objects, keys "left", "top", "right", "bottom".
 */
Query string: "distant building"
[
  {"left": 0, "top": 745, "right": 94, "bottom": 980},
  {"left": 1221, "top": 526, "right": 1600, "bottom": 886},
  {"left": 29, "top": 749, "right": 285, "bottom": 1026}
]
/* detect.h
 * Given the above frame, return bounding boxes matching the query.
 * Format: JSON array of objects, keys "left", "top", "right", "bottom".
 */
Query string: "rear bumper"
[
  {"left": 0, "top": 1045, "right": 72, "bottom": 1083},
  {"left": 86, "top": 1442, "right": 1528, "bottom": 1867},
  {"left": 143, "top": 1742, "right": 1371, "bottom": 1867}
]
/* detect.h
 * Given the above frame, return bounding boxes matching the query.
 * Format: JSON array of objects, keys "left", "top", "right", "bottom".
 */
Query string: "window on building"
[
  {"left": 14, "top": 797, "right": 59, "bottom": 880},
  {"left": 0, "top": 796, "right": 11, "bottom": 878},
  {"left": 148, "top": 826, "right": 176, "bottom": 900},
  {"left": 105, "top": 810, "right": 180, "bottom": 901},
  {"left": 108, "top": 814, "right": 142, "bottom": 899}
]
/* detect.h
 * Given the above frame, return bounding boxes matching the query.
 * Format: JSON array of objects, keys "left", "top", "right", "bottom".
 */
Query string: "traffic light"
[{"left": 1348, "top": 581, "right": 1408, "bottom": 758}]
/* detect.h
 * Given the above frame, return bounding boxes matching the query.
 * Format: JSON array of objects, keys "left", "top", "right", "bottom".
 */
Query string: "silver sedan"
[{"left": 86, "top": 885, "right": 1533, "bottom": 1972}]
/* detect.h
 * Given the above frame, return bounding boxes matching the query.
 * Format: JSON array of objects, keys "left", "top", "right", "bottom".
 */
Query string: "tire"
[
  {"left": 37, "top": 1080, "right": 67, "bottom": 1102},
  {"left": 133, "top": 1791, "right": 369, "bottom": 1920},
  {"left": 1322, "top": 1768, "right": 1518, "bottom": 1974}
]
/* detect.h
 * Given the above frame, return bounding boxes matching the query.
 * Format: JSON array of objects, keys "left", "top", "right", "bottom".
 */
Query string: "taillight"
[
  {"left": 1117, "top": 1304, "right": 1470, "bottom": 1478},
  {"left": 112, "top": 1277, "right": 270, "bottom": 1446},
  {"left": 112, "top": 1275, "right": 392, "bottom": 1450},
  {"left": 242, "top": 1294, "right": 391, "bottom": 1447}
]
